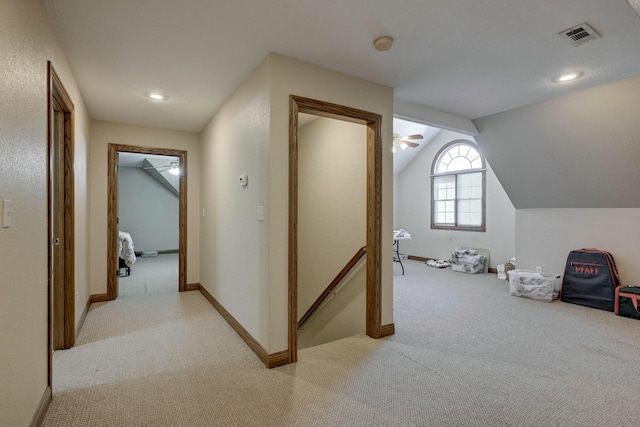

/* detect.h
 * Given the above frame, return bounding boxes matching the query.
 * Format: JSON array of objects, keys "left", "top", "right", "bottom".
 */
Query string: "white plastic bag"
[{"left": 509, "top": 270, "right": 556, "bottom": 302}]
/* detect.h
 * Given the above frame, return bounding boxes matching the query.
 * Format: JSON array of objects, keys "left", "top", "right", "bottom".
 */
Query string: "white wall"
[
  {"left": 89, "top": 120, "right": 200, "bottom": 295},
  {"left": 395, "top": 130, "right": 516, "bottom": 267},
  {"left": 199, "top": 53, "right": 394, "bottom": 354},
  {"left": 118, "top": 167, "right": 179, "bottom": 252},
  {"left": 199, "top": 59, "right": 271, "bottom": 347},
  {"left": 297, "top": 117, "right": 367, "bottom": 316},
  {"left": 297, "top": 117, "right": 367, "bottom": 347},
  {"left": 0, "top": 0, "right": 91, "bottom": 425},
  {"left": 516, "top": 209, "right": 640, "bottom": 282}
]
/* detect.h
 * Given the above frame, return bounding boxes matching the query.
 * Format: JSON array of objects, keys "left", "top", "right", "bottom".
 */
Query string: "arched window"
[{"left": 431, "top": 140, "right": 486, "bottom": 231}]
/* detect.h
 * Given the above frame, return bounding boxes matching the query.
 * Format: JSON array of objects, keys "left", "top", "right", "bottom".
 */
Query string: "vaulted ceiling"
[{"left": 43, "top": 1, "right": 640, "bottom": 133}]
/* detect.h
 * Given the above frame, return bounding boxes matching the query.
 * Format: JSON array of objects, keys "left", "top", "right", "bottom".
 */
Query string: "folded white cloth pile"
[{"left": 450, "top": 248, "right": 485, "bottom": 274}]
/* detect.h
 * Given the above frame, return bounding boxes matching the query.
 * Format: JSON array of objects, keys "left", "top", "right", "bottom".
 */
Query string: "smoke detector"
[
  {"left": 374, "top": 36, "right": 394, "bottom": 51},
  {"left": 560, "top": 23, "right": 601, "bottom": 46}
]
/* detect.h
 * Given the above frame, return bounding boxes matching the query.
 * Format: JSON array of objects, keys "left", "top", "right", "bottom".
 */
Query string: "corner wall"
[
  {"left": 268, "top": 54, "right": 395, "bottom": 352},
  {"left": 89, "top": 120, "right": 201, "bottom": 295},
  {"left": 199, "top": 59, "right": 271, "bottom": 348},
  {"left": 199, "top": 53, "right": 394, "bottom": 355},
  {"left": 0, "top": 0, "right": 91, "bottom": 425}
]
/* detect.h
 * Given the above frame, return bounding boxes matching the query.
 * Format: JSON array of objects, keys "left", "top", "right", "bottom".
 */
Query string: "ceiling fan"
[
  {"left": 393, "top": 133, "right": 423, "bottom": 153},
  {"left": 143, "top": 160, "right": 180, "bottom": 175}
]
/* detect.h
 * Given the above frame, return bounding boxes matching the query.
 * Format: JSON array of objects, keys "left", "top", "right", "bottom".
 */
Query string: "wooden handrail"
[{"left": 297, "top": 246, "right": 366, "bottom": 329}]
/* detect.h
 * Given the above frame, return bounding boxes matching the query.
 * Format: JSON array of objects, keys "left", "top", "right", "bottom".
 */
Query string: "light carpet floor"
[
  {"left": 118, "top": 253, "right": 179, "bottom": 297},
  {"left": 43, "top": 260, "right": 640, "bottom": 426}
]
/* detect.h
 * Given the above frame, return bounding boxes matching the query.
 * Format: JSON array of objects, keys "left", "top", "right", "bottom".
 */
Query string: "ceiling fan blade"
[
  {"left": 402, "top": 134, "right": 424, "bottom": 140},
  {"left": 406, "top": 141, "right": 420, "bottom": 148}
]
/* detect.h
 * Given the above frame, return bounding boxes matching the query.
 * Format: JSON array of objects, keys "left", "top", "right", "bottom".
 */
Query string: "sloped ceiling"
[
  {"left": 118, "top": 152, "right": 180, "bottom": 196},
  {"left": 392, "top": 118, "right": 441, "bottom": 174},
  {"left": 474, "top": 74, "right": 640, "bottom": 209},
  {"left": 141, "top": 158, "right": 179, "bottom": 196},
  {"left": 43, "top": 0, "right": 640, "bottom": 132}
]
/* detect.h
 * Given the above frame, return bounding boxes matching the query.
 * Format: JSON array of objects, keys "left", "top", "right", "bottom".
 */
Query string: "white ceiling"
[{"left": 43, "top": 0, "right": 640, "bottom": 133}]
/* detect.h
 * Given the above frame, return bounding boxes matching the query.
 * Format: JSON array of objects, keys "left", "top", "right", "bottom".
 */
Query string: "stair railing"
[{"left": 297, "top": 246, "right": 366, "bottom": 329}]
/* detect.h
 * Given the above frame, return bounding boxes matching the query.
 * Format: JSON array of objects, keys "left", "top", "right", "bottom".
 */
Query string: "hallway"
[{"left": 44, "top": 289, "right": 262, "bottom": 426}]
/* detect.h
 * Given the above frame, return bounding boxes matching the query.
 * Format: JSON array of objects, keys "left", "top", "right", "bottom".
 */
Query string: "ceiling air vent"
[{"left": 560, "top": 23, "right": 601, "bottom": 46}]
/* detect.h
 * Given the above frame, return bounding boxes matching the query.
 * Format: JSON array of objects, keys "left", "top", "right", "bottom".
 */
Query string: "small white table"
[{"left": 393, "top": 230, "right": 411, "bottom": 275}]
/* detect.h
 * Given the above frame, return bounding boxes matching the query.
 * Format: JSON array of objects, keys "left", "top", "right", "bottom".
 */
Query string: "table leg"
[{"left": 394, "top": 239, "right": 405, "bottom": 275}]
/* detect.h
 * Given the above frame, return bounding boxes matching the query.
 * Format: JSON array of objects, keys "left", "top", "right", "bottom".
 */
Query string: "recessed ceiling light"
[
  {"left": 552, "top": 72, "right": 584, "bottom": 83},
  {"left": 146, "top": 92, "right": 168, "bottom": 100}
]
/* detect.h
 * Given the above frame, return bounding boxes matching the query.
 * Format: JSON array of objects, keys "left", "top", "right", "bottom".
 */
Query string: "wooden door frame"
[
  {"left": 288, "top": 95, "right": 383, "bottom": 364},
  {"left": 107, "top": 144, "right": 187, "bottom": 299},
  {"left": 47, "top": 62, "right": 75, "bottom": 387}
]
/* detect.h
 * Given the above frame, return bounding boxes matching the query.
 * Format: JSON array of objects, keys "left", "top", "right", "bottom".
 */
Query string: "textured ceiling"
[{"left": 43, "top": 0, "right": 640, "bottom": 132}]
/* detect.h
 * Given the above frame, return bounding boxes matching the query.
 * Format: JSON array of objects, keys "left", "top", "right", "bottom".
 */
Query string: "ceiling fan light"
[
  {"left": 400, "top": 142, "right": 408, "bottom": 151},
  {"left": 392, "top": 145, "right": 397, "bottom": 154},
  {"left": 146, "top": 92, "right": 169, "bottom": 101},
  {"left": 168, "top": 166, "right": 180, "bottom": 175}
]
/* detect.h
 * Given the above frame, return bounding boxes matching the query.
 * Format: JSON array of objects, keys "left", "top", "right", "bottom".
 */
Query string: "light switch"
[
  {"left": 257, "top": 206, "right": 264, "bottom": 221},
  {"left": 3, "top": 199, "right": 12, "bottom": 228}
]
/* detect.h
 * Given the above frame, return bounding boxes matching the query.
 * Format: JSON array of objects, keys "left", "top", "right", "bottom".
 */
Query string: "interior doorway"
[
  {"left": 288, "top": 95, "right": 384, "bottom": 364},
  {"left": 295, "top": 113, "right": 368, "bottom": 350},
  {"left": 107, "top": 144, "right": 187, "bottom": 300},
  {"left": 47, "top": 62, "right": 75, "bottom": 388},
  {"left": 117, "top": 152, "right": 181, "bottom": 296}
]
